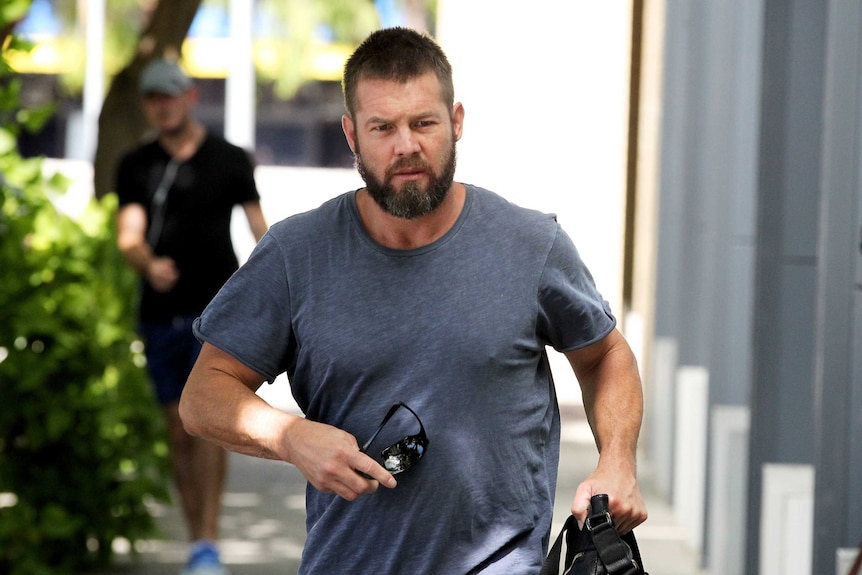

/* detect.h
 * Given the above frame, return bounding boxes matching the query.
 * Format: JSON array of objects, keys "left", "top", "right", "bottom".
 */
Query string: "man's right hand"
[
  {"left": 145, "top": 256, "right": 180, "bottom": 292},
  {"left": 281, "top": 417, "right": 397, "bottom": 501},
  {"left": 180, "top": 343, "right": 396, "bottom": 501}
]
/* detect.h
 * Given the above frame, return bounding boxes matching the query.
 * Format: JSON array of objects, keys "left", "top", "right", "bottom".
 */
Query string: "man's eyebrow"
[
  {"left": 363, "top": 111, "right": 441, "bottom": 126},
  {"left": 364, "top": 115, "right": 392, "bottom": 126}
]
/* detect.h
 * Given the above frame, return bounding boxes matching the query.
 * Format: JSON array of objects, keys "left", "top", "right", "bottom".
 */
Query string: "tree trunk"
[{"left": 92, "top": 0, "right": 202, "bottom": 199}]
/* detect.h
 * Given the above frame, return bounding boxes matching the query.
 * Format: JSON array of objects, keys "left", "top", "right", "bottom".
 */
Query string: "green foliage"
[
  {"left": 252, "top": 0, "right": 438, "bottom": 98},
  {"left": 0, "top": 13, "right": 169, "bottom": 575},
  {"left": 252, "top": 0, "right": 382, "bottom": 99},
  {"left": 0, "top": 0, "right": 32, "bottom": 26}
]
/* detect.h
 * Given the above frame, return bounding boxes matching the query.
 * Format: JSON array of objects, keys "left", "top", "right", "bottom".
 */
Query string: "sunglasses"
[{"left": 359, "top": 402, "right": 428, "bottom": 475}]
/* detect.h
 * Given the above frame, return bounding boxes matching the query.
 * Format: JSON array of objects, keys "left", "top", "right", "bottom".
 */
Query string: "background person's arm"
[
  {"left": 116, "top": 203, "right": 179, "bottom": 292},
  {"left": 242, "top": 200, "right": 269, "bottom": 242}
]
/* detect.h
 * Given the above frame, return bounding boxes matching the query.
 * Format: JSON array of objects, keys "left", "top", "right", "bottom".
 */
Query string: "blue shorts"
[{"left": 139, "top": 316, "right": 203, "bottom": 405}]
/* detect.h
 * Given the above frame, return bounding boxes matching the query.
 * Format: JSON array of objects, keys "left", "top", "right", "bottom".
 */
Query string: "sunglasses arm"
[
  {"left": 359, "top": 403, "right": 403, "bottom": 453},
  {"left": 399, "top": 402, "right": 427, "bottom": 439}
]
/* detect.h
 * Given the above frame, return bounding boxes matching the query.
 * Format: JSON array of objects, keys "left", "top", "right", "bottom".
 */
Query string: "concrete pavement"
[{"left": 91, "top": 408, "right": 707, "bottom": 575}]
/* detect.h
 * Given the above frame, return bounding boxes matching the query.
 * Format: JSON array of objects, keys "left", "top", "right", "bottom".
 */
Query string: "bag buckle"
[{"left": 585, "top": 511, "right": 613, "bottom": 532}]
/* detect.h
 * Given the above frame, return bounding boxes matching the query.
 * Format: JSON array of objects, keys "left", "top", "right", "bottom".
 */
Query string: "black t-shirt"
[{"left": 115, "top": 134, "right": 260, "bottom": 321}]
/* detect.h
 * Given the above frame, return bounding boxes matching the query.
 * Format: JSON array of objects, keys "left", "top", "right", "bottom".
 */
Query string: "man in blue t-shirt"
[{"left": 179, "top": 28, "right": 647, "bottom": 575}]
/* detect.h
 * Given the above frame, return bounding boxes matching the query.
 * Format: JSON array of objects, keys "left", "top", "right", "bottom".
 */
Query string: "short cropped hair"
[{"left": 342, "top": 27, "right": 455, "bottom": 118}]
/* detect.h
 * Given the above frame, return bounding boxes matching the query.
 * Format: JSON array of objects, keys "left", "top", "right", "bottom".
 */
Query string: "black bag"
[{"left": 540, "top": 494, "right": 647, "bottom": 575}]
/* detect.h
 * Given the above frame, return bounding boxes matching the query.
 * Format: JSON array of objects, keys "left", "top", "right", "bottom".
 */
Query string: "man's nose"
[{"left": 393, "top": 128, "right": 421, "bottom": 156}]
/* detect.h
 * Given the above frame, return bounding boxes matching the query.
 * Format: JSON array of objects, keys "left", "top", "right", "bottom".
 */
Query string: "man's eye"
[{"left": 372, "top": 124, "right": 392, "bottom": 132}]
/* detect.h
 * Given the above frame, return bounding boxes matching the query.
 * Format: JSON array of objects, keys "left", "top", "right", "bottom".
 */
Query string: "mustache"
[{"left": 386, "top": 157, "right": 429, "bottom": 177}]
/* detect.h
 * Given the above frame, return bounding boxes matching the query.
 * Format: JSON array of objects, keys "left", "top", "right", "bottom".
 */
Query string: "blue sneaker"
[{"left": 180, "top": 541, "right": 228, "bottom": 575}]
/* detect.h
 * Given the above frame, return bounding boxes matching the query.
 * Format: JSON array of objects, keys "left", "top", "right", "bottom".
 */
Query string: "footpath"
[{"left": 93, "top": 407, "right": 707, "bottom": 575}]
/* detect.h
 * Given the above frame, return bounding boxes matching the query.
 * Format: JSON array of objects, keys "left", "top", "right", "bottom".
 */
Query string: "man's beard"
[
  {"left": 159, "top": 113, "right": 192, "bottom": 138},
  {"left": 355, "top": 140, "right": 457, "bottom": 220}
]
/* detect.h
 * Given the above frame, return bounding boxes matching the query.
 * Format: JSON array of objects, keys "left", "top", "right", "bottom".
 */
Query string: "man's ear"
[
  {"left": 185, "top": 86, "right": 200, "bottom": 105},
  {"left": 342, "top": 114, "right": 357, "bottom": 153},
  {"left": 452, "top": 102, "right": 465, "bottom": 141}
]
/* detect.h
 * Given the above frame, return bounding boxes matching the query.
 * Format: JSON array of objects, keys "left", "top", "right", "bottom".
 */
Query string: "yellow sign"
[{"left": 9, "top": 35, "right": 352, "bottom": 83}]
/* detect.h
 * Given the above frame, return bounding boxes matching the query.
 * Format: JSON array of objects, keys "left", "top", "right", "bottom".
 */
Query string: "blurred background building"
[{"left": 8, "top": 1, "right": 862, "bottom": 574}]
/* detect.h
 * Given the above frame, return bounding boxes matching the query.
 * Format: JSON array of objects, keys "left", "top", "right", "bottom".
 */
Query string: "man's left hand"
[{"left": 571, "top": 464, "right": 647, "bottom": 535}]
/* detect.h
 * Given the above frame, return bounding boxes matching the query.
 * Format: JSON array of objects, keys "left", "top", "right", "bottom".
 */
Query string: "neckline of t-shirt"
[
  {"left": 348, "top": 184, "right": 474, "bottom": 257},
  {"left": 154, "top": 132, "right": 211, "bottom": 163}
]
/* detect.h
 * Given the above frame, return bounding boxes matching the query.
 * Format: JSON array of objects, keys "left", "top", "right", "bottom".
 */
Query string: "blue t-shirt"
[{"left": 195, "top": 185, "right": 615, "bottom": 574}]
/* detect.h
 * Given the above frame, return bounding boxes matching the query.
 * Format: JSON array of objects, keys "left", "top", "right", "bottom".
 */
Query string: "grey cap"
[{"left": 140, "top": 59, "right": 193, "bottom": 95}]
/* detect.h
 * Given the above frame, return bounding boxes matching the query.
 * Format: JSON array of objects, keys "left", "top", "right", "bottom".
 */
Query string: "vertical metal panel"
[
  {"left": 759, "top": 464, "right": 815, "bottom": 575},
  {"left": 672, "top": 366, "right": 709, "bottom": 551},
  {"left": 813, "top": 0, "right": 862, "bottom": 572},
  {"left": 748, "top": 0, "right": 827, "bottom": 573},
  {"left": 653, "top": 0, "right": 693, "bottom": 340},
  {"left": 708, "top": 406, "right": 750, "bottom": 575}
]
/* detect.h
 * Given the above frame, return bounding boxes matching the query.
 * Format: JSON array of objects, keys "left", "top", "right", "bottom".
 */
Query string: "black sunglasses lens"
[{"left": 380, "top": 434, "right": 426, "bottom": 474}]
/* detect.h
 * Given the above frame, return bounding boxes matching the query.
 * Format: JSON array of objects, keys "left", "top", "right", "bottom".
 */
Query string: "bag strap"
[
  {"left": 539, "top": 514, "right": 575, "bottom": 575},
  {"left": 146, "top": 158, "right": 180, "bottom": 248},
  {"left": 540, "top": 496, "right": 644, "bottom": 575},
  {"left": 586, "top": 496, "right": 641, "bottom": 575}
]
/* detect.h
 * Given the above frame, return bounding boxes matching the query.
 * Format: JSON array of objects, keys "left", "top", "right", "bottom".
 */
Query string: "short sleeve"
[
  {"left": 193, "top": 232, "right": 294, "bottom": 381},
  {"left": 230, "top": 146, "right": 260, "bottom": 205},
  {"left": 536, "top": 225, "right": 616, "bottom": 352},
  {"left": 114, "top": 150, "right": 147, "bottom": 208}
]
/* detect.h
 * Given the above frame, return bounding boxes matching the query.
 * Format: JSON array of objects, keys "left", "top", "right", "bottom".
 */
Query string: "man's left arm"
[
  {"left": 242, "top": 201, "right": 268, "bottom": 242},
  {"left": 565, "top": 327, "right": 648, "bottom": 534}
]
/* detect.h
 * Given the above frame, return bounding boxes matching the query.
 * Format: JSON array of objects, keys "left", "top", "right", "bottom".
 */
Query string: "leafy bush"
[{"left": 0, "top": 8, "right": 170, "bottom": 574}]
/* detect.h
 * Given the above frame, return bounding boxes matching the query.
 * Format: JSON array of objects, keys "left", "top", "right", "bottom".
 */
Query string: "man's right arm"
[
  {"left": 116, "top": 203, "right": 179, "bottom": 292},
  {"left": 179, "top": 342, "right": 397, "bottom": 500}
]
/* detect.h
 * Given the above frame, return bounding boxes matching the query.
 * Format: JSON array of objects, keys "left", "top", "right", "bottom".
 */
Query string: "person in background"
[
  {"left": 115, "top": 58, "right": 268, "bottom": 575},
  {"left": 179, "top": 28, "right": 646, "bottom": 574}
]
